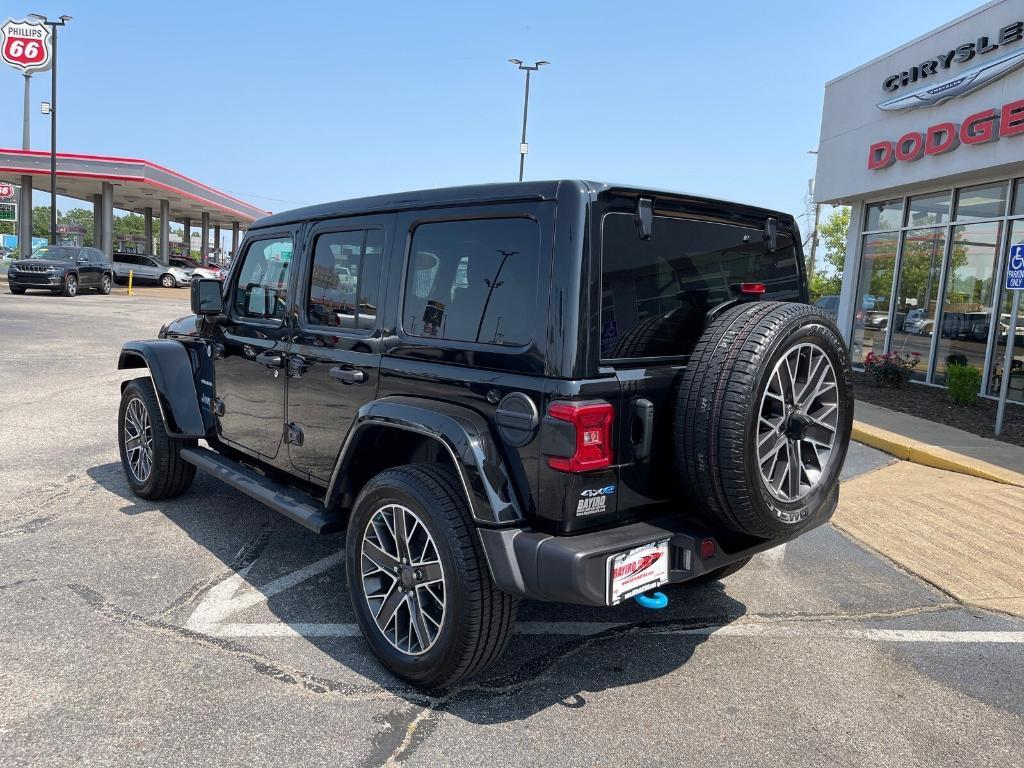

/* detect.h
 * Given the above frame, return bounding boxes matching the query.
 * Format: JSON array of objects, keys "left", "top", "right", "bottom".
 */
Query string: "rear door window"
[
  {"left": 402, "top": 218, "right": 539, "bottom": 346},
  {"left": 307, "top": 228, "right": 384, "bottom": 331},
  {"left": 600, "top": 213, "right": 801, "bottom": 359}
]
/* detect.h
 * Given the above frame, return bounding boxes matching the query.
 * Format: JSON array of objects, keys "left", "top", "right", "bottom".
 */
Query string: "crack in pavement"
[
  {"left": 157, "top": 523, "right": 278, "bottom": 619},
  {"left": 66, "top": 582, "right": 965, "bottom": 766}
]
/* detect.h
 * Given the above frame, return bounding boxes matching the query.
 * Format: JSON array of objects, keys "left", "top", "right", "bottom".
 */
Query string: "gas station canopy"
[{"left": 0, "top": 147, "right": 268, "bottom": 227}]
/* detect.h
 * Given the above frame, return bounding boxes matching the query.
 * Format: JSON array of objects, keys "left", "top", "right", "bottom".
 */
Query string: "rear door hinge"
[{"left": 285, "top": 422, "right": 304, "bottom": 446}]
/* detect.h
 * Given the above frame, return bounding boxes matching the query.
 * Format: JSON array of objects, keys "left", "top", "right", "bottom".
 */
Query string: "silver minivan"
[{"left": 111, "top": 254, "right": 191, "bottom": 288}]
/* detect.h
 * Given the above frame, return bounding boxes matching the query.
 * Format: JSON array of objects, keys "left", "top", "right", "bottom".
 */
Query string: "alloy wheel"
[
  {"left": 756, "top": 342, "right": 839, "bottom": 503},
  {"left": 123, "top": 396, "right": 154, "bottom": 483},
  {"left": 66, "top": 276, "right": 77, "bottom": 296},
  {"left": 360, "top": 503, "right": 446, "bottom": 656}
]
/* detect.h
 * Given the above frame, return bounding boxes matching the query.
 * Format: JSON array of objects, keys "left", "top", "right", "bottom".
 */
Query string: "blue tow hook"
[{"left": 633, "top": 591, "right": 668, "bottom": 609}]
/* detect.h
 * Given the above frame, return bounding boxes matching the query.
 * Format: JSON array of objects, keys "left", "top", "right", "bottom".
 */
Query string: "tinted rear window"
[
  {"left": 600, "top": 213, "right": 801, "bottom": 359},
  {"left": 403, "top": 218, "right": 539, "bottom": 347}
]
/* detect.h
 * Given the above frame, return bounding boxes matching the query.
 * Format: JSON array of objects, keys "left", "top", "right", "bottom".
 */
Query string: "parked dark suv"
[
  {"left": 115, "top": 181, "right": 853, "bottom": 687},
  {"left": 8, "top": 245, "right": 112, "bottom": 296}
]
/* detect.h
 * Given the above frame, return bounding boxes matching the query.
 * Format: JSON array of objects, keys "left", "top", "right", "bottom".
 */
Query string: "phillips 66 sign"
[{"left": 1, "top": 19, "right": 52, "bottom": 74}]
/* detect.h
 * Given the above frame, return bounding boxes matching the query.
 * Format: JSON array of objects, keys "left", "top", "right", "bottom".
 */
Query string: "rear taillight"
[
  {"left": 739, "top": 282, "right": 766, "bottom": 295},
  {"left": 546, "top": 401, "right": 614, "bottom": 472}
]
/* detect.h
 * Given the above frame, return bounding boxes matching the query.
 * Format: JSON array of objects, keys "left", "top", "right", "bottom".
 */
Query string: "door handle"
[
  {"left": 330, "top": 366, "right": 367, "bottom": 384},
  {"left": 255, "top": 351, "right": 285, "bottom": 369}
]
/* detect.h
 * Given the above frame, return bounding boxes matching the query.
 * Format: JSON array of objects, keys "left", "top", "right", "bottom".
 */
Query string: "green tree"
[
  {"left": 807, "top": 207, "right": 849, "bottom": 300},
  {"left": 61, "top": 208, "right": 94, "bottom": 246},
  {"left": 32, "top": 205, "right": 53, "bottom": 237}
]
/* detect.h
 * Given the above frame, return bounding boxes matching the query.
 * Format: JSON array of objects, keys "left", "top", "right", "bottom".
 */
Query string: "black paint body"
[{"left": 119, "top": 180, "right": 818, "bottom": 606}]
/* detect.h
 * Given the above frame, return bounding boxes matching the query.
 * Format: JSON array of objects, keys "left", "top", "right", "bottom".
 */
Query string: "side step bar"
[{"left": 180, "top": 447, "right": 343, "bottom": 534}]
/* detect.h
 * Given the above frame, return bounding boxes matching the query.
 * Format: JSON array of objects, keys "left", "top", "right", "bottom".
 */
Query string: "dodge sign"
[{"left": 1, "top": 19, "right": 52, "bottom": 74}]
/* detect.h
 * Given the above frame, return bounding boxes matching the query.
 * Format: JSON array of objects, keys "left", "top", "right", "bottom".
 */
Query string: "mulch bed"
[{"left": 852, "top": 371, "right": 1024, "bottom": 448}]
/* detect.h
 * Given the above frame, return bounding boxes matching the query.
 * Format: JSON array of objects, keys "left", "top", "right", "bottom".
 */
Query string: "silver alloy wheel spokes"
[
  {"left": 361, "top": 503, "right": 446, "bottom": 656},
  {"left": 123, "top": 396, "right": 154, "bottom": 483},
  {"left": 757, "top": 342, "right": 840, "bottom": 504},
  {"left": 66, "top": 276, "right": 77, "bottom": 295}
]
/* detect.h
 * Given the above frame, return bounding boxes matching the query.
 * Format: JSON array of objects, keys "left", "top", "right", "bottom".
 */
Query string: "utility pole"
[
  {"left": 509, "top": 59, "right": 549, "bottom": 182},
  {"left": 28, "top": 13, "right": 72, "bottom": 245}
]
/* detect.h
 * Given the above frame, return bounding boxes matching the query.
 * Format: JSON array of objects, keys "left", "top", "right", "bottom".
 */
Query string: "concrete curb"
[{"left": 852, "top": 420, "right": 1024, "bottom": 488}]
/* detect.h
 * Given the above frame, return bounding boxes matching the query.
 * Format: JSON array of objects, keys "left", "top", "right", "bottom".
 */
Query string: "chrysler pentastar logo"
[
  {"left": 877, "top": 20, "right": 1024, "bottom": 111},
  {"left": 878, "top": 46, "right": 1024, "bottom": 111}
]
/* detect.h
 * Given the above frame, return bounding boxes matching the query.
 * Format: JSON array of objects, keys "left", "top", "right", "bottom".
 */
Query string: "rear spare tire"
[{"left": 675, "top": 301, "right": 853, "bottom": 539}]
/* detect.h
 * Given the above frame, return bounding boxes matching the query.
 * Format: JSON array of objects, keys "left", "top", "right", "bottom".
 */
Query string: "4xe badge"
[
  {"left": 1, "top": 19, "right": 52, "bottom": 74},
  {"left": 576, "top": 485, "right": 615, "bottom": 517}
]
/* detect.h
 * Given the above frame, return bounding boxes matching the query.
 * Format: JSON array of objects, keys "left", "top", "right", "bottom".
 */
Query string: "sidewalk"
[{"left": 853, "top": 400, "right": 1024, "bottom": 487}]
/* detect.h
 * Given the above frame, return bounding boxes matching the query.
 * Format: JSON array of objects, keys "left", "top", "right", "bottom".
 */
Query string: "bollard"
[{"left": 127, "top": 270, "right": 134, "bottom": 296}]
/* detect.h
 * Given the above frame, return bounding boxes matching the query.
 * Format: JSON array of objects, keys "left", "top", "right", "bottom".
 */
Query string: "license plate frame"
[{"left": 607, "top": 538, "right": 670, "bottom": 605}]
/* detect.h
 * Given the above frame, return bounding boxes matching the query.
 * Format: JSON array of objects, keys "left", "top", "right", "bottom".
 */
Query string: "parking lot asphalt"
[{"left": 2, "top": 289, "right": 1023, "bottom": 767}]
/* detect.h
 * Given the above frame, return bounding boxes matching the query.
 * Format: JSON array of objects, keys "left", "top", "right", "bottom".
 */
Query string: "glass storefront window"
[
  {"left": 933, "top": 221, "right": 1002, "bottom": 385},
  {"left": 905, "top": 191, "right": 951, "bottom": 227},
  {"left": 988, "top": 219, "right": 1024, "bottom": 402},
  {"left": 1012, "top": 178, "right": 1024, "bottom": 216},
  {"left": 865, "top": 199, "right": 903, "bottom": 231},
  {"left": 850, "top": 233, "right": 897, "bottom": 365},
  {"left": 889, "top": 227, "right": 945, "bottom": 380},
  {"left": 954, "top": 182, "right": 1008, "bottom": 222}
]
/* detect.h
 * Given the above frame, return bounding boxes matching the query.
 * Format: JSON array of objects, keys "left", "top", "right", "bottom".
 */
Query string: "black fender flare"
[
  {"left": 326, "top": 396, "right": 524, "bottom": 526},
  {"left": 118, "top": 340, "right": 205, "bottom": 438}
]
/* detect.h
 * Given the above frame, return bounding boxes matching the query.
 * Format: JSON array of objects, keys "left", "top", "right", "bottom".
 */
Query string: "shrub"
[
  {"left": 863, "top": 351, "right": 920, "bottom": 387},
  {"left": 946, "top": 363, "right": 981, "bottom": 406}
]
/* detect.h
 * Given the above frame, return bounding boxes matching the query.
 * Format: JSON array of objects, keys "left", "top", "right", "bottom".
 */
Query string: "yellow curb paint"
[{"left": 852, "top": 421, "right": 1024, "bottom": 488}]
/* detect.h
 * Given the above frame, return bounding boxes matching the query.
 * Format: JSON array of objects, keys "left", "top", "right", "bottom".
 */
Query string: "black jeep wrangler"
[{"left": 116, "top": 181, "right": 853, "bottom": 687}]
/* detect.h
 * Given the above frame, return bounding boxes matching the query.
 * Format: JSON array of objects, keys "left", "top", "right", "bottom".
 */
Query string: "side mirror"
[{"left": 191, "top": 278, "right": 223, "bottom": 315}]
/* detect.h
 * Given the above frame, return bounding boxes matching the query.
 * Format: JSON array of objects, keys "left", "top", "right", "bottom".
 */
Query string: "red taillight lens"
[
  {"left": 547, "top": 401, "right": 614, "bottom": 472},
  {"left": 739, "top": 282, "right": 766, "bottom": 295}
]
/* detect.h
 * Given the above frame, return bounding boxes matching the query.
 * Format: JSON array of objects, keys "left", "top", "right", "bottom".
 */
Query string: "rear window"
[
  {"left": 600, "top": 212, "right": 801, "bottom": 359},
  {"left": 402, "top": 218, "right": 539, "bottom": 347}
]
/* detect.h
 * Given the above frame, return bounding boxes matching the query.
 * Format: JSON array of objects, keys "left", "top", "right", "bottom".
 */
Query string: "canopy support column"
[
  {"left": 100, "top": 182, "right": 113, "bottom": 262},
  {"left": 159, "top": 200, "right": 170, "bottom": 264},
  {"left": 182, "top": 217, "right": 191, "bottom": 260},
  {"left": 201, "top": 211, "right": 210, "bottom": 266},
  {"left": 18, "top": 176, "right": 32, "bottom": 258},
  {"left": 144, "top": 207, "right": 153, "bottom": 256},
  {"left": 92, "top": 193, "right": 101, "bottom": 251},
  {"left": 231, "top": 222, "right": 239, "bottom": 259}
]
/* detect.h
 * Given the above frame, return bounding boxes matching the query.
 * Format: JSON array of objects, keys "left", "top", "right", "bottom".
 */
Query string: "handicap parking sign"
[{"left": 1008, "top": 244, "right": 1024, "bottom": 290}]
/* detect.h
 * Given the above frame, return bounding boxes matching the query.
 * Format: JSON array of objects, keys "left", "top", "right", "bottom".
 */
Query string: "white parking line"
[
  {"left": 186, "top": 550, "right": 1024, "bottom": 644},
  {"left": 206, "top": 619, "right": 1024, "bottom": 643}
]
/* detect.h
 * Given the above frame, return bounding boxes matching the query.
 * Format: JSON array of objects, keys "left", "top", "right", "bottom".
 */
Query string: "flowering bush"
[{"left": 863, "top": 351, "right": 920, "bottom": 387}]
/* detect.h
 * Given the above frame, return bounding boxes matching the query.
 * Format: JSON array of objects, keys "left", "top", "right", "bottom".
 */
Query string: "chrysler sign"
[
  {"left": 878, "top": 20, "right": 1023, "bottom": 110},
  {"left": 869, "top": 98, "right": 1024, "bottom": 169}
]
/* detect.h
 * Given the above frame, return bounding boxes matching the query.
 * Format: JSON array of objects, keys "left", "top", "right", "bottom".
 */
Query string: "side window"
[
  {"left": 117, "top": 254, "right": 137, "bottom": 266},
  {"left": 306, "top": 229, "right": 384, "bottom": 330},
  {"left": 87, "top": 248, "right": 105, "bottom": 262},
  {"left": 402, "top": 218, "right": 539, "bottom": 346},
  {"left": 143, "top": 257, "right": 159, "bottom": 268},
  {"left": 232, "top": 236, "right": 293, "bottom": 321}
]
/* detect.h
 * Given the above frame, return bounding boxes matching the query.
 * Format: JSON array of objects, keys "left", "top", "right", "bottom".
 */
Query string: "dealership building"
[{"left": 816, "top": 0, "right": 1024, "bottom": 403}]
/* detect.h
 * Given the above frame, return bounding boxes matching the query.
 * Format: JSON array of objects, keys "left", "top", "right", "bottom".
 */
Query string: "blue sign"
[{"left": 1008, "top": 243, "right": 1024, "bottom": 291}]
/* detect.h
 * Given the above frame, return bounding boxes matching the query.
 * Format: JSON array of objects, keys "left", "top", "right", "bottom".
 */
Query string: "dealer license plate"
[{"left": 608, "top": 539, "right": 670, "bottom": 605}]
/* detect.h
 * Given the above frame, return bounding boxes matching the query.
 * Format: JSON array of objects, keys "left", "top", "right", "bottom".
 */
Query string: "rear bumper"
[{"left": 478, "top": 495, "right": 836, "bottom": 606}]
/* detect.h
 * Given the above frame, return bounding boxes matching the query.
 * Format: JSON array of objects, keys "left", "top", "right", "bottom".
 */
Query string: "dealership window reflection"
[
  {"left": 851, "top": 232, "right": 898, "bottom": 365},
  {"left": 933, "top": 221, "right": 1002, "bottom": 385},
  {"left": 889, "top": 227, "right": 945, "bottom": 380},
  {"left": 988, "top": 219, "right": 1024, "bottom": 402}
]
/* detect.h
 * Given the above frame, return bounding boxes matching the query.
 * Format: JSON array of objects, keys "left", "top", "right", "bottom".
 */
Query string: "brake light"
[
  {"left": 547, "top": 401, "right": 614, "bottom": 472},
  {"left": 739, "top": 282, "right": 766, "bottom": 295}
]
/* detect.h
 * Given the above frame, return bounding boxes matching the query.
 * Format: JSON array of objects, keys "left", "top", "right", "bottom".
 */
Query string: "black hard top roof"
[{"left": 251, "top": 180, "right": 793, "bottom": 229}]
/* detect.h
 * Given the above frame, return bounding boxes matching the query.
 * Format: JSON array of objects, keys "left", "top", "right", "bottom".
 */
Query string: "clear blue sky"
[{"left": 1, "top": 0, "right": 982, "bottom": 236}]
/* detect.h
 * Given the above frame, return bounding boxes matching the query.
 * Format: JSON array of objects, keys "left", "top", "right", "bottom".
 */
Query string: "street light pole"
[
  {"left": 28, "top": 13, "right": 71, "bottom": 245},
  {"left": 509, "top": 59, "right": 549, "bottom": 182}
]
